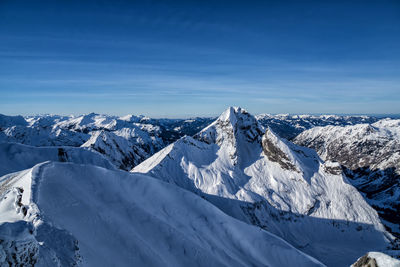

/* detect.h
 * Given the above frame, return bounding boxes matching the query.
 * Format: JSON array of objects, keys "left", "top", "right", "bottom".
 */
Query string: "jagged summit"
[
  {"left": 218, "top": 106, "right": 245, "bottom": 125},
  {"left": 193, "top": 107, "right": 264, "bottom": 166},
  {"left": 195, "top": 106, "right": 264, "bottom": 145}
]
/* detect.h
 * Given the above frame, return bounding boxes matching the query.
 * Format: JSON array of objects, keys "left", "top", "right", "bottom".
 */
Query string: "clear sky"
[{"left": 1, "top": 0, "right": 399, "bottom": 117}]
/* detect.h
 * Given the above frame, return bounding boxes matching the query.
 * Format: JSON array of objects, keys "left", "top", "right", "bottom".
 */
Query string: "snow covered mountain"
[
  {"left": 1, "top": 116, "right": 89, "bottom": 147},
  {"left": 1, "top": 112, "right": 389, "bottom": 171},
  {"left": 0, "top": 114, "right": 166, "bottom": 170},
  {"left": 81, "top": 130, "right": 148, "bottom": 171},
  {"left": 0, "top": 162, "right": 323, "bottom": 266},
  {"left": 1, "top": 108, "right": 399, "bottom": 266},
  {"left": 294, "top": 119, "right": 400, "bottom": 238},
  {"left": 133, "top": 107, "right": 396, "bottom": 266},
  {"left": 256, "top": 113, "right": 379, "bottom": 140}
]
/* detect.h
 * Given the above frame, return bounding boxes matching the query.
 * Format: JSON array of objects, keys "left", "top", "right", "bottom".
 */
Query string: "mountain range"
[{"left": 1, "top": 108, "right": 399, "bottom": 266}]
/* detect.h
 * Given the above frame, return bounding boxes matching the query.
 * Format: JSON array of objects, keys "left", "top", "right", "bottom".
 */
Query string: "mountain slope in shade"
[
  {"left": 0, "top": 162, "right": 323, "bottom": 267},
  {"left": 133, "top": 107, "right": 395, "bottom": 266},
  {"left": 81, "top": 130, "right": 147, "bottom": 171},
  {"left": 294, "top": 119, "right": 400, "bottom": 238},
  {"left": 0, "top": 114, "right": 28, "bottom": 128},
  {"left": 0, "top": 142, "right": 115, "bottom": 176}
]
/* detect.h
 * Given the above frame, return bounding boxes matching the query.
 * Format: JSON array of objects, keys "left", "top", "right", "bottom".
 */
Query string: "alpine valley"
[{"left": 1, "top": 108, "right": 399, "bottom": 267}]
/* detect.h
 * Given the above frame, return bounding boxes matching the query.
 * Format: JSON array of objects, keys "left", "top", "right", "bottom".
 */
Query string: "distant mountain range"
[{"left": 1, "top": 109, "right": 399, "bottom": 266}]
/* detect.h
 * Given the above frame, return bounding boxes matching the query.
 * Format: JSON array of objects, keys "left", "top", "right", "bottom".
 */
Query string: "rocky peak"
[
  {"left": 194, "top": 106, "right": 264, "bottom": 146},
  {"left": 193, "top": 107, "right": 264, "bottom": 165}
]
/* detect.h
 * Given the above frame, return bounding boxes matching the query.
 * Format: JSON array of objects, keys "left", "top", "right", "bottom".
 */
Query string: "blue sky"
[{"left": 0, "top": 0, "right": 399, "bottom": 117}]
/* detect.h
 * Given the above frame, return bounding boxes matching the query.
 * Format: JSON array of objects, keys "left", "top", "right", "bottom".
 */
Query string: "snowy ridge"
[
  {"left": 56, "top": 113, "right": 120, "bottom": 132},
  {"left": 0, "top": 162, "right": 323, "bottom": 266},
  {"left": 0, "top": 142, "right": 115, "bottom": 176},
  {"left": 133, "top": 107, "right": 395, "bottom": 266},
  {"left": 2, "top": 121, "right": 89, "bottom": 147}
]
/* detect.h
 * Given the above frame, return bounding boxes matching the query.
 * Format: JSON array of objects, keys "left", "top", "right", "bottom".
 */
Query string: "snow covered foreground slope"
[
  {"left": 0, "top": 162, "right": 323, "bottom": 267},
  {"left": 133, "top": 107, "right": 395, "bottom": 266},
  {"left": 0, "top": 142, "right": 115, "bottom": 176}
]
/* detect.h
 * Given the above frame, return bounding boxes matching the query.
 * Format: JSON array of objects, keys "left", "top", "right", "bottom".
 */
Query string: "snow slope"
[
  {"left": 0, "top": 162, "right": 323, "bottom": 266},
  {"left": 0, "top": 142, "right": 115, "bottom": 176},
  {"left": 134, "top": 107, "right": 394, "bottom": 266}
]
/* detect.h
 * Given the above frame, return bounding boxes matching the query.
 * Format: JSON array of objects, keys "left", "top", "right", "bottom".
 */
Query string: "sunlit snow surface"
[
  {"left": 1, "top": 108, "right": 399, "bottom": 266},
  {"left": 0, "top": 162, "right": 323, "bottom": 266},
  {"left": 133, "top": 107, "right": 395, "bottom": 266}
]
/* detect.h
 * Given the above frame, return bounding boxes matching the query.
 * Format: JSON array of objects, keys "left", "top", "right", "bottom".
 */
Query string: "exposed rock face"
[
  {"left": 194, "top": 106, "right": 264, "bottom": 166},
  {"left": 352, "top": 252, "right": 400, "bottom": 267},
  {"left": 322, "top": 161, "right": 342, "bottom": 175},
  {"left": 194, "top": 107, "right": 264, "bottom": 145},
  {"left": 262, "top": 129, "right": 298, "bottom": 171},
  {"left": 352, "top": 254, "right": 378, "bottom": 267}
]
